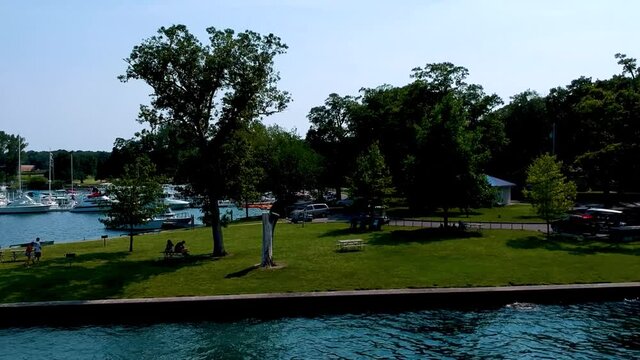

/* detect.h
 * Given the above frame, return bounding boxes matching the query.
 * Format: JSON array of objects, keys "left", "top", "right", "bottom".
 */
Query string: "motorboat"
[
  {"left": 70, "top": 191, "right": 113, "bottom": 213},
  {"left": 0, "top": 193, "right": 51, "bottom": 214},
  {"left": 157, "top": 208, "right": 194, "bottom": 229},
  {"left": 218, "top": 199, "right": 234, "bottom": 208},
  {"left": 99, "top": 217, "right": 165, "bottom": 231},
  {"left": 160, "top": 185, "right": 191, "bottom": 210},
  {"left": 40, "top": 190, "right": 76, "bottom": 211},
  {"left": 163, "top": 196, "right": 190, "bottom": 210}
]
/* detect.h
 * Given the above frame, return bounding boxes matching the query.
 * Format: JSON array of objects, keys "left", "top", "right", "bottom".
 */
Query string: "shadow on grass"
[
  {"left": 514, "top": 215, "right": 543, "bottom": 221},
  {"left": 0, "top": 251, "right": 207, "bottom": 303},
  {"left": 386, "top": 208, "right": 482, "bottom": 219},
  {"left": 368, "top": 228, "right": 482, "bottom": 246},
  {"left": 319, "top": 228, "right": 361, "bottom": 238},
  {"left": 225, "top": 264, "right": 259, "bottom": 279},
  {"left": 506, "top": 236, "right": 640, "bottom": 256}
]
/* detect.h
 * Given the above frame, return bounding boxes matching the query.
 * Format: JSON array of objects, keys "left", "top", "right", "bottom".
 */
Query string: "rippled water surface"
[{"left": 0, "top": 300, "right": 637, "bottom": 359}]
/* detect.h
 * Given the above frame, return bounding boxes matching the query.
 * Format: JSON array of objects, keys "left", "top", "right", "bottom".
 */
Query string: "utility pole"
[{"left": 551, "top": 122, "right": 556, "bottom": 155}]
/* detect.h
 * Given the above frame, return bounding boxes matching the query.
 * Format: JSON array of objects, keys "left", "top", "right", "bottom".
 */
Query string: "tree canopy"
[
  {"left": 120, "top": 24, "right": 290, "bottom": 256},
  {"left": 524, "top": 154, "right": 577, "bottom": 236}
]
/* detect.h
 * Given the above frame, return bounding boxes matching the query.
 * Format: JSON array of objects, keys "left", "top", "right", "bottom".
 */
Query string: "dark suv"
[{"left": 552, "top": 208, "right": 625, "bottom": 235}]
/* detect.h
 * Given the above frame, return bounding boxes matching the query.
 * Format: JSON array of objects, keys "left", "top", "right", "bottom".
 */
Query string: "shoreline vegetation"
[{"left": 0, "top": 221, "right": 638, "bottom": 305}]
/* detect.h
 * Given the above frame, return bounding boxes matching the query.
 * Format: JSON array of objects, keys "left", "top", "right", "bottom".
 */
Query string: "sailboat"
[
  {"left": 0, "top": 138, "right": 50, "bottom": 214},
  {"left": 41, "top": 152, "right": 61, "bottom": 211}
]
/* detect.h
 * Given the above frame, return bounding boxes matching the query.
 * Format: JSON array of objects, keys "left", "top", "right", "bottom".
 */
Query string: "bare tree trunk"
[
  {"left": 443, "top": 206, "right": 449, "bottom": 229},
  {"left": 209, "top": 194, "right": 226, "bottom": 257},
  {"left": 129, "top": 226, "right": 134, "bottom": 252},
  {"left": 261, "top": 212, "right": 279, "bottom": 267}
]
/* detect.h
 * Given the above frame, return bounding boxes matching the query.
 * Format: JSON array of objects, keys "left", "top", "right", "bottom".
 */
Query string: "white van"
[{"left": 290, "top": 203, "right": 329, "bottom": 222}]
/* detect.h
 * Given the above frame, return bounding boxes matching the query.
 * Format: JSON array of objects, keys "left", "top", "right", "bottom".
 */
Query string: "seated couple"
[{"left": 165, "top": 239, "right": 189, "bottom": 256}]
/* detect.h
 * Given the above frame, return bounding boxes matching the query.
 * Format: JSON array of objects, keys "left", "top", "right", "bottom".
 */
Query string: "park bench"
[
  {"left": 163, "top": 250, "right": 187, "bottom": 260},
  {"left": 465, "top": 223, "right": 483, "bottom": 231},
  {"left": 336, "top": 239, "right": 365, "bottom": 252}
]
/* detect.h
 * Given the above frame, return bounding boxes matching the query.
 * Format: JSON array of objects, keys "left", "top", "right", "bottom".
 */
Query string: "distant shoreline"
[{"left": 1, "top": 283, "right": 638, "bottom": 327}]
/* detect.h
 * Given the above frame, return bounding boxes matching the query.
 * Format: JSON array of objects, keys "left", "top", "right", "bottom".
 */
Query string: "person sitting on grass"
[
  {"left": 174, "top": 241, "right": 189, "bottom": 256},
  {"left": 165, "top": 239, "right": 174, "bottom": 254}
]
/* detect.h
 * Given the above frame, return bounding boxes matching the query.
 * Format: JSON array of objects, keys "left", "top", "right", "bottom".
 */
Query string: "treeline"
[
  {"left": 106, "top": 53, "right": 640, "bottom": 212},
  {"left": 3, "top": 53, "right": 639, "bottom": 211},
  {"left": 0, "top": 132, "right": 110, "bottom": 188}
]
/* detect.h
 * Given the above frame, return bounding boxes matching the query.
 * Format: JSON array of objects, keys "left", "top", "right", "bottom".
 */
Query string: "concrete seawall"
[{"left": 1, "top": 283, "right": 639, "bottom": 327}]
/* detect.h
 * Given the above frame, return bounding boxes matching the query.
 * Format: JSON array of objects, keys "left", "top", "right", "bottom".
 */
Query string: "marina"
[{"left": 0, "top": 205, "right": 264, "bottom": 248}]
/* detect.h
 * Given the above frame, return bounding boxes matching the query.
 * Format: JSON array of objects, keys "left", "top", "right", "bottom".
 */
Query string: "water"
[
  {"left": 0, "top": 206, "right": 263, "bottom": 248},
  {"left": 0, "top": 300, "right": 637, "bottom": 359}
]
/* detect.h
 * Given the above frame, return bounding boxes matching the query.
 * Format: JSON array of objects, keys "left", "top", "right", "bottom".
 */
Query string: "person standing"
[
  {"left": 24, "top": 242, "right": 34, "bottom": 266},
  {"left": 33, "top": 238, "right": 42, "bottom": 263}
]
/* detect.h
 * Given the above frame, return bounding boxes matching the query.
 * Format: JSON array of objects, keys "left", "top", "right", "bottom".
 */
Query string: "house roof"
[
  {"left": 486, "top": 175, "right": 516, "bottom": 187},
  {"left": 20, "top": 165, "right": 35, "bottom": 172}
]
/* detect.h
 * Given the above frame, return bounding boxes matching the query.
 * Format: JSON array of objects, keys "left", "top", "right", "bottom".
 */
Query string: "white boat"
[
  {"left": 161, "top": 184, "right": 191, "bottom": 210},
  {"left": 218, "top": 199, "right": 234, "bottom": 207},
  {"left": 157, "top": 208, "right": 194, "bottom": 229},
  {"left": 40, "top": 190, "right": 76, "bottom": 211},
  {"left": 163, "top": 196, "right": 190, "bottom": 210},
  {"left": 0, "top": 186, "right": 9, "bottom": 207},
  {"left": 99, "top": 217, "right": 165, "bottom": 231},
  {"left": 0, "top": 139, "right": 51, "bottom": 214},
  {"left": 70, "top": 192, "right": 113, "bottom": 213},
  {"left": 0, "top": 193, "right": 50, "bottom": 214}
]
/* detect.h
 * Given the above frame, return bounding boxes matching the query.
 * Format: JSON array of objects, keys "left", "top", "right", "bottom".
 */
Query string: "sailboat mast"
[
  {"left": 48, "top": 152, "right": 53, "bottom": 198},
  {"left": 17, "top": 137, "right": 22, "bottom": 193},
  {"left": 70, "top": 153, "right": 74, "bottom": 192}
]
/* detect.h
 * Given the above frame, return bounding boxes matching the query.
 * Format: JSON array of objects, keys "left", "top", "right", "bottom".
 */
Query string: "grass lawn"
[
  {"left": 387, "top": 203, "right": 545, "bottom": 223},
  {"left": 0, "top": 221, "right": 638, "bottom": 304}
]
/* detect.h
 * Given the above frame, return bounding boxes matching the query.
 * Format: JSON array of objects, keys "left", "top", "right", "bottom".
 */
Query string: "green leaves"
[
  {"left": 524, "top": 154, "right": 576, "bottom": 225},
  {"left": 349, "top": 142, "right": 394, "bottom": 209}
]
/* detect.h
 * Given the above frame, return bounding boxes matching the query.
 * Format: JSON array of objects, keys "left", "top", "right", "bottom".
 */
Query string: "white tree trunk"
[{"left": 261, "top": 212, "right": 278, "bottom": 267}]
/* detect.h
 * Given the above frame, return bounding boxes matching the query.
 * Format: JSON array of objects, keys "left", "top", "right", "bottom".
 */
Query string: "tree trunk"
[
  {"left": 336, "top": 186, "right": 342, "bottom": 203},
  {"left": 546, "top": 220, "right": 550, "bottom": 240},
  {"left": 443, "top": 206, "right": 449, "bottom": 229},
  {"left": 209, "top": 194, "right": 226, "bottom": 257},
  {"left": 129, "top": 226, "right": 134, "bottom": 252},
  {"left": 261, "top": 212, "right": 277, "bottom": 267}
]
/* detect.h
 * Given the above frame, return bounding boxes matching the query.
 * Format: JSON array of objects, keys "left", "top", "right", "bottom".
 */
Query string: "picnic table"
[
  {"left": 336, "top": 239, "right": 365, "bottom": 252},
  {"left": 0, "top": 249, "right": 23, "bottom": 262}
]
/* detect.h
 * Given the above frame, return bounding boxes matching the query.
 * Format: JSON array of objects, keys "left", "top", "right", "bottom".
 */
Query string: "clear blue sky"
[{"left": 1, "top": 0, "right": 638, "bottom": 151}]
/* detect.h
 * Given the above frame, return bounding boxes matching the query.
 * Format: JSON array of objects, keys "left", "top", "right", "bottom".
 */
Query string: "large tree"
[
  {"left": 306, "top": 93, "right": 358, "bottom": 200},
  {"left": 252, "top": 124, "right": 321, "bottom": 215},
  {"left": 524, "top": 154, "right": 577, "bottom": 237},
  {"left": 348, "top": 142, "right": 393, "bottom": 212},
  {"left": 120, "top": 25, "right": 290, "bottom": 257}
]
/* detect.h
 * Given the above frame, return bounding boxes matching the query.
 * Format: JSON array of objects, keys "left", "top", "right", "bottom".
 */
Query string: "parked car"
[
  {"left": 290, "top": 203, "right": 330, "bottom": 223},
  {"left": 552, "top": 208, "right": 625, "bottom": 235},
  {"left": 336, "top": 198, "right": 354, "bottom": 207}
]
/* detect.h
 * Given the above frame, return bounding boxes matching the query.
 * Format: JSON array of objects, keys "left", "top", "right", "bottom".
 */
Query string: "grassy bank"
[{"left": 0, "top": 221, "right": 638, "bottom": 304}]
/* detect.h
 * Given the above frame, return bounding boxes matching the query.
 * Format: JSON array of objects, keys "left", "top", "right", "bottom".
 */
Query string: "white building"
[{"left": 486, "top": 175, "right": 516, "bottom": 205}]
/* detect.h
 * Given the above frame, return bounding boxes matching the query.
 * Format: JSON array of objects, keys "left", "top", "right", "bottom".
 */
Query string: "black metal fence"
[{"left": 388, "top": 218, "right": 546, "bottom": 231}]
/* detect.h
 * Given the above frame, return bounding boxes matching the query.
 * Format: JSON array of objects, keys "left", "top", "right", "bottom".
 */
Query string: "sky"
[{"left": 1, "top": 0, "right": 638, "bottom": 151}]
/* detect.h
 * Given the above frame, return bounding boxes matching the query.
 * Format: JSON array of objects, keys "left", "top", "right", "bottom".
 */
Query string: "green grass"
[
  {"left": 387, "top": 203, "right": 545, "bottom": 223},
  {"left": 0, "top": 221, "right": 638, "bottom": 304}
]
